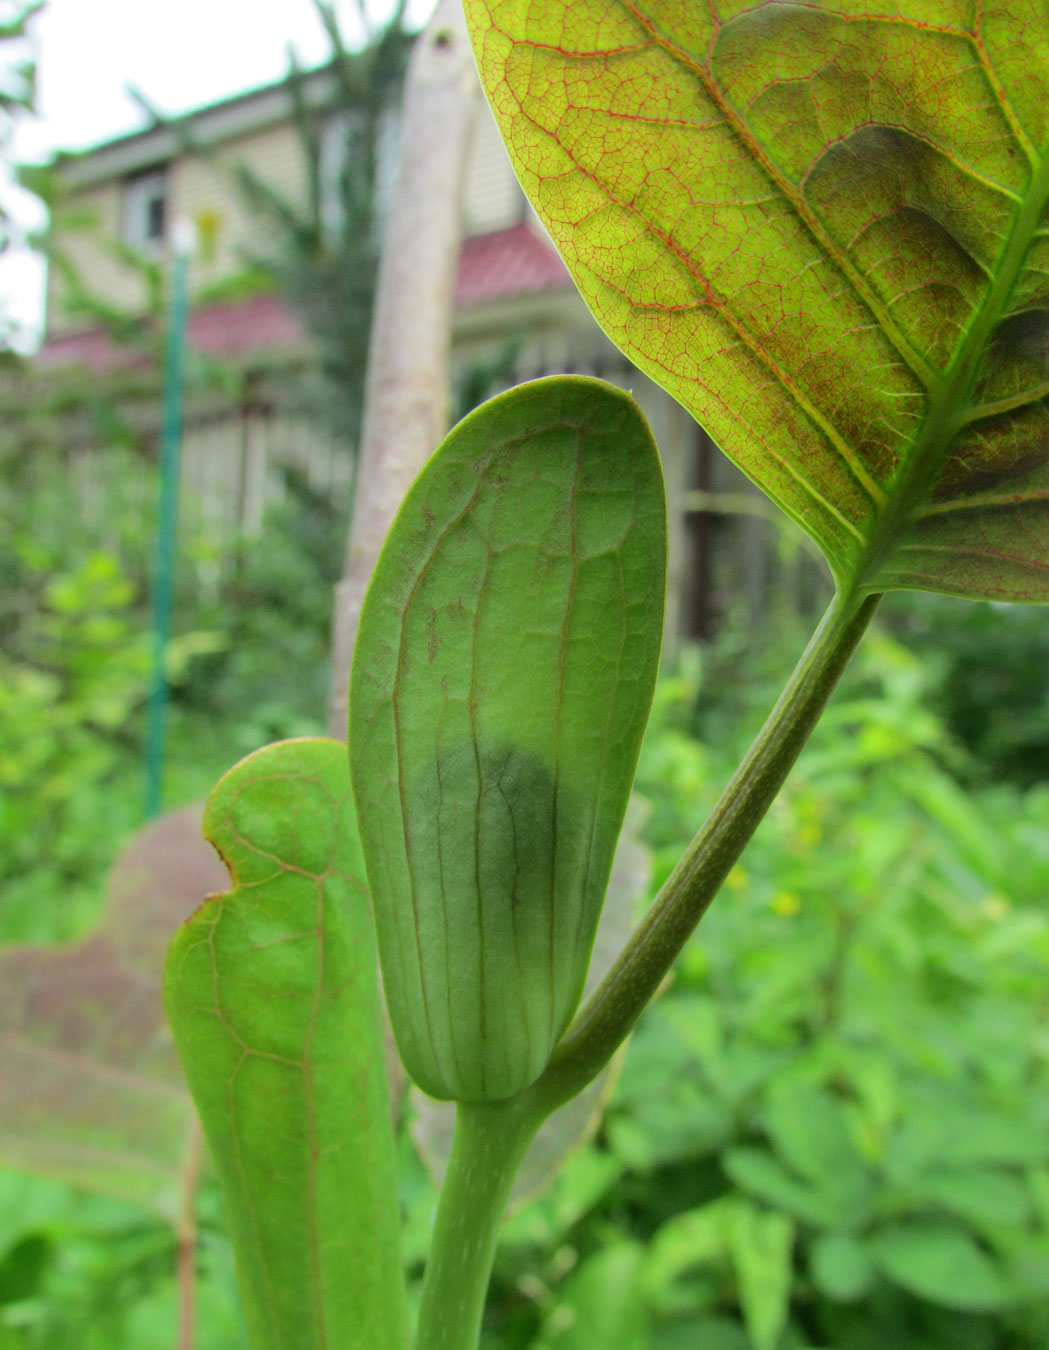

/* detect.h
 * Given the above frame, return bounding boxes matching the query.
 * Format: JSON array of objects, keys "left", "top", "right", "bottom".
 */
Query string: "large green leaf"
[
  {"left": 164, "top": 738, "right": 406, "bottom": 1350},
  {"left": 639, "top": 1196, "right": 793, "bottom": 1348},
  {"left": 871, "top": 1217, "right": 1016, "bottom": 1311},
  {"left": 722, "top": 1146, "right": 843, "bottom": 1228},
  {"left": 535, "top": 1241, "right": 650, "bottom": 1350},
  {"left": 349, "top": 375, "right": 666, "bottom": 1102},
  {"left": 465, "top": 0, "right": 1049, "bottom": 601},
  {"left": 727, "top": 1201, "right": 794, "bottom": 1350},
  {"left": 809, "top": 1232, "right": 875, "bottom": 1303},
  {"left": 762, "top": 1083, "right": 872, "bottom": 1218}
]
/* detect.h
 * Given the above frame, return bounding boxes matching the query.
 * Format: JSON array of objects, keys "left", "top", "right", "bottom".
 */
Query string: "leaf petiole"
[
  {"left": 415, "top": 588, "right": 880, "bottom": 1350},
  {"left": 415, "top": 1097, "right": 543, "bottom": 1350},
  {"left": 529, "top": 587, "right": 882, "bottom": 1117}
]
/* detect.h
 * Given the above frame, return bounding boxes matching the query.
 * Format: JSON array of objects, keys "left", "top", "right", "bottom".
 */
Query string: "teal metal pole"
[{"left": 145, "top": 230, "right": 192, "bottom": 818}]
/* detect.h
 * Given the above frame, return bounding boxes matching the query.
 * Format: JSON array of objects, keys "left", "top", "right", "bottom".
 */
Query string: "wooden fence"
[{"left": 6, "top": 341, "right": 826, "bottom": 638}]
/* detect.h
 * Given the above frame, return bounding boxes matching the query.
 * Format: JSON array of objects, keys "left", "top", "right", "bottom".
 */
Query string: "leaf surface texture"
[
  {"left": 465, "top": 0, "right": 1049, "bottom": 599},
  {"left": 350, "top": 376, "right": 666, "bottom": 1101},
  {"left": 165, "top": 738, "right": 405, "bottom": 1350}
]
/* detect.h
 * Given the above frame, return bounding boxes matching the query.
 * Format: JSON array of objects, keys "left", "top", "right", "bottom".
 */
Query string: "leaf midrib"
[
  {"left": 620, "top": 0, "right": 941, "bottom": 394},
  {"left": 528, "top": 2, "right": 1049, "bottom": 583},
  {"left": 626, "top": 0, "right": 1049, "bottom": 588},
  {"left": 851, "top": 136, "right": 1049, "bottom": 592}
]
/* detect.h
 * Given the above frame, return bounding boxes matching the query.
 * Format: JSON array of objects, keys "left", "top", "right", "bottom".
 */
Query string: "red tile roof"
[
  {"left": 35, "top": 325, "right": 149, "bottom": 373},
  {"left": 34, "top": 293, "right": 306, "bottom": 373},
  {"left": 36, "top": 224, "right": 573, "bottom": 373},
  {"left": 455, "top": 220, "right": 571, "bottom": 307},
  {"left": 186, "top": 292, "right": 305, "bottom": 356}
]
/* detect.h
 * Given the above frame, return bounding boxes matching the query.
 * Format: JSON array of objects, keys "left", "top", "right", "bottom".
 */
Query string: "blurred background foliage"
[
  {"left": 6, "top": 1, "right": 1049, "bottom": 1340},
  {"left": 5, "top": 413, "right": 1049, "bottom": 1346},
  {"left": 0, "top": 437, "right": 345, "bottom": 947}
]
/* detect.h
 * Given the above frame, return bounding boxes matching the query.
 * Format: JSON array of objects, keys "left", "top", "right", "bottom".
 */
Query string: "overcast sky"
[{"left": 2, "top": 0, "right": 434, "bottom": 346}]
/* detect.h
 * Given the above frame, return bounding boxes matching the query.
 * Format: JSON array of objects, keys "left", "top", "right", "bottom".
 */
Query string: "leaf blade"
[
  {"left": 728, "top": 1201, "right": 794, "bottom": 1350},
  {"left": 350, "top": 375, "right": 666, "bottom": 1101},
  {"left": 465, "top": 0, "right": 1049, "bottom": 600},
  {"left": 410, "top": 793, "right": 652, "bottom": 1202},
  {"left": 164, "top": 738, "right": 406, "bottom": 1350},
  {"left": 871, "top": 1218, "right": 1016, "bottom": 1311}
]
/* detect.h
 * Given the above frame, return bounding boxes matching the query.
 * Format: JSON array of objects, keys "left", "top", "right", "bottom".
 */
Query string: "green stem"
[
  {"left": 414, "top": 1098, "right": 540, "bottom": 1350},
  {"left": 415, "top": 587, "right": 879, "bottom": 1350},
  {"left": 529, "top": 586, "right": 881, "bottom": 1116}
]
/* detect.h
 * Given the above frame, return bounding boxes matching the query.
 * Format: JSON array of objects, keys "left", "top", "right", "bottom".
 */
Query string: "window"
[{"left": 122, "top": 167, "right": 168, "bottom": 254}]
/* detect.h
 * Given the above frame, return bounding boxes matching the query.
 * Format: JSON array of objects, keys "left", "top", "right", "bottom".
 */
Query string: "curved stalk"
[
  {"left": 415, "top": 587, "right": 880, "bottom": 1350},
  {"left": 528, "top": 586, "right": 881, "bottom": 1116},
  {"left": 414, "top": 1098, "right": 541, "bottom": 1350}
]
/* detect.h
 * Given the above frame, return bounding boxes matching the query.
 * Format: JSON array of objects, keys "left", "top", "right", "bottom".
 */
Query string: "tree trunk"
[{"left": 327, "top": 0, "right": 479, "bottom": 736}]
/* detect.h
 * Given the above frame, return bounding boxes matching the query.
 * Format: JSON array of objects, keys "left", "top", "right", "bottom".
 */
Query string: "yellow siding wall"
[
  {"left": 47, "top": 93, "right": 528, "bottom": 336},
  {"left": 462, "top": 102, "right": 522, "bottom": 235},
  {"left": 176, "top": 121, "right": 308, "bottom": 295},
  {"left": 47, "top": 181, "right": 150, "bottom": 332},
  {"left": 47, "top": 121, "right": 309, "bottom": 335}
]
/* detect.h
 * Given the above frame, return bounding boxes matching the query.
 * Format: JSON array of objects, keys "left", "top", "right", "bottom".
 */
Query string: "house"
[{"left": 34, "top": 53, "right": 805, "bottom": 643}]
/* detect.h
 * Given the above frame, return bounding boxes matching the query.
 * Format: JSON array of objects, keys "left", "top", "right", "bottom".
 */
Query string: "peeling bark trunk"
[{"left": 327, "top": 0, "right": 479, "bottom": 736}]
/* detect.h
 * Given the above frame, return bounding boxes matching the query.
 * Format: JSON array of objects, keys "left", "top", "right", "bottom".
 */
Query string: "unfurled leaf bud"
[{"left": 349, "top": 377, "right": 666, "bottom": 1102}]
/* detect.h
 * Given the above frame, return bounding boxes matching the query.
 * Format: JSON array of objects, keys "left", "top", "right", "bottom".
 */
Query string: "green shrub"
[
  {"left": 480, "top": 626, "right": 1049, "bottom": 1349},
  {"left": 0, "top": 547, "right": 218, "bottom": 943},
  {"left": 890, "top": 591, "right": 1049, "bottom": 790},
  {"left": 7, "top": 612, "right": 1049, "bottom": 1346}
]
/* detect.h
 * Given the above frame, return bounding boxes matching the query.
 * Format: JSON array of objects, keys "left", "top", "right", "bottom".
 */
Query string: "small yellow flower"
[{"left": 772, "top": 890, "right": 802, "bottom": 917}]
